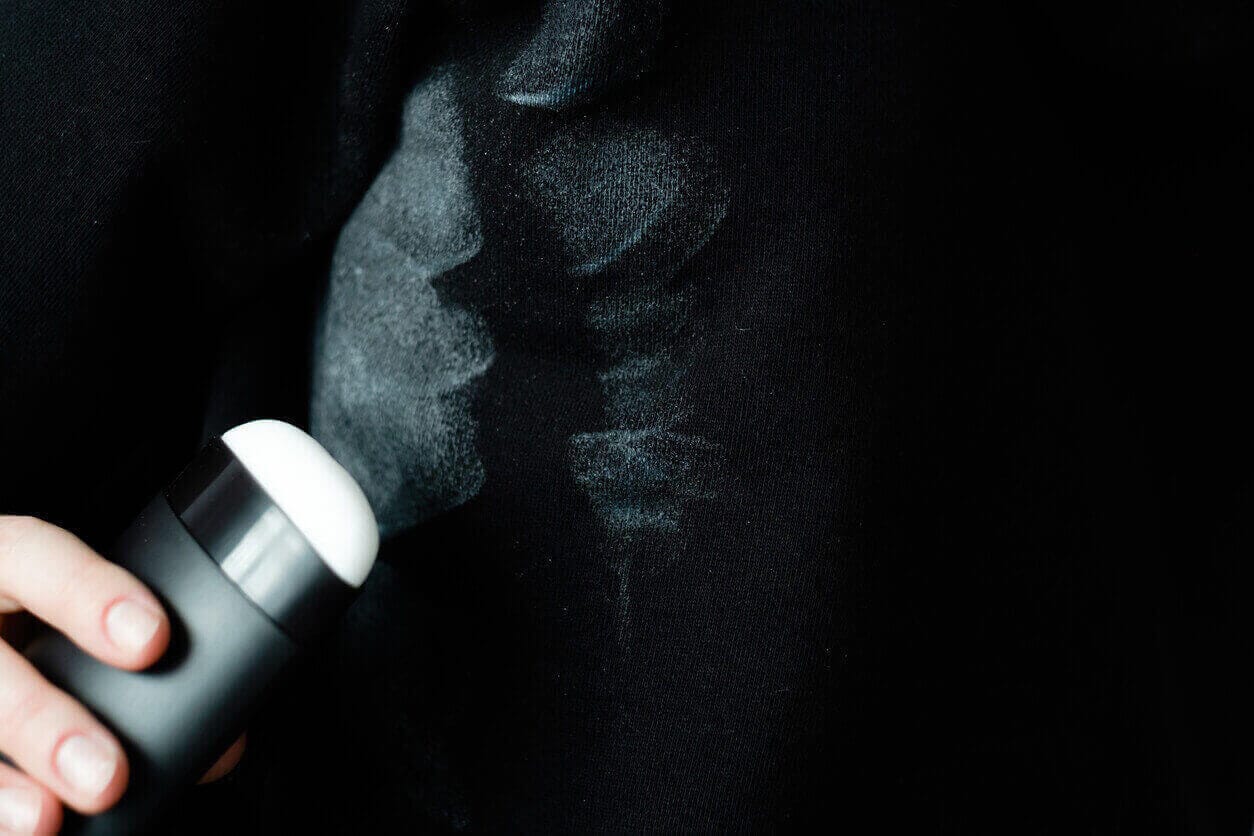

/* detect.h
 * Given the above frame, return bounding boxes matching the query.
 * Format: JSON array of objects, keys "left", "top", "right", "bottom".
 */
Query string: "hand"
[{"left": 0, "top": 516, "right": 243, "bottom": 834}]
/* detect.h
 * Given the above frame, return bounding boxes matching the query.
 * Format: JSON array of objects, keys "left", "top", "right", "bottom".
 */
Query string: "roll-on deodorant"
[{"left": 24, "top": 420, "right": 379, "bottom": 835}]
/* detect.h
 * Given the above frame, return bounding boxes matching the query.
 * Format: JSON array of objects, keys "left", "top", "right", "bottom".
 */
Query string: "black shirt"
[{"left": 2, "top": 1, "right": 1251, "bottom": 832}]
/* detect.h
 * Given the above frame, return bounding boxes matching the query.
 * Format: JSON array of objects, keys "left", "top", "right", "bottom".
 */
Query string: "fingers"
[
  {"left": 0, "top": 641, "right": 128, "bottom": 814},
  {"left": 0, "top": 515, "right": 154, "bottom": 816},
  {"left": 0, "top": 516, "right": 169, "bottom": 670},
  {"left": 0, "top": 760, "right": 61, "bottom": 835},
  {"left": 198, "top": 735, "right": 246, "bottom": 785}
]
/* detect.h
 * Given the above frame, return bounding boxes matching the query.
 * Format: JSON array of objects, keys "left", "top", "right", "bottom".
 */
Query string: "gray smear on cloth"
[
  {"left": 569, "top": 426, "right": 724, "bottom": 646},
  {"left": 526, "top": 119, "right": 728, "bottom": 643},
  {"left": 587, "top": 289, "right": 700, "bottom": 429},
  {"left": 569, "top": 428, "right": 722, "bottom": 534},
  {"left": 355, "top": 79, "right": 481, "bottom": 270},
  {"left": 498, "top": 0, "right": 668, "bottom": 111},
  {"left": 596, "top": 351, "right": 688, "bottom": 429},
  {"left": 312, "top": 70, "right": 492, "bottom": 536},
  {"left": 521, "top": 121, "right": 728, "bottom": 281},
  {"left": 587, "top": 289, "right": 689, "bottom": 342}
]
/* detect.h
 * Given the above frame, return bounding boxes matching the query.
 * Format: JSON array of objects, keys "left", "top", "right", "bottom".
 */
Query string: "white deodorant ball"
[{"left": 222, "top": 419, "right": 379, "bottom": 587}]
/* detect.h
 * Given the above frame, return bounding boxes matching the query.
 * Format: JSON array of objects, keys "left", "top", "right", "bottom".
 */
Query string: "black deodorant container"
[{"left": 24, "top": 420, "right": 379, "bottom": 835}]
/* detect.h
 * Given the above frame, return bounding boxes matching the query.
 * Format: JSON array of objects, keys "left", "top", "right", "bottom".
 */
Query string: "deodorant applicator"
[{"left": 24, "top": 420, "right": 379, "bottom": 835}]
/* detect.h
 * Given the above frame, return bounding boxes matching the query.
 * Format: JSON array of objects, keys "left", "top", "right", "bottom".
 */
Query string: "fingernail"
[
  {"left": 104, "top": 598, "right": 161, "bottom": 654},
  {"left": 0, "top": 785, "right": 42, "bottom": 833},
  {"left": 55, "top": 733, "right": 118, "bottom": 798}
]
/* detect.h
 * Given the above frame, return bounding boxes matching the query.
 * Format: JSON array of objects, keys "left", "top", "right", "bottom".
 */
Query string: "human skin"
[{"left": 0, "top": 515, "right": 242, "bottom": 835}]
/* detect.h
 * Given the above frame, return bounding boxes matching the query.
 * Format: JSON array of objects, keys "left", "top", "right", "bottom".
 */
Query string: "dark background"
[{"left": 2, "top": 1, "right": 1251, "bottom": 832}]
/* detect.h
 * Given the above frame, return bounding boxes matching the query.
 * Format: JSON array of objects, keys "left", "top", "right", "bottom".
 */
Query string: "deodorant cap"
[
  {"left": 221, "top": 420, "right": 378, "bottom": 587},
  {"left": 166, "top": 420, "right": 379, "bottom": 641}
]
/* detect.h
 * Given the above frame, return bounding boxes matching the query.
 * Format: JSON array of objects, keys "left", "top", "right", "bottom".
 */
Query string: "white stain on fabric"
[
  {"left": 587, "top": 289, "right": 696, "bottom": 430},
  {"left": 520, "top": 119, "right": 728, "bottom": 643},
  {"left": 569, "top": 428, "right": 722, "bottom": 533},
  {"left": 312, "top": 70, "right": 492, "bottom": 536},
  {"left": 522, "top": 121, "right": 728, "bottom": 281},
  {"left": 498, "top": 0, "right": 669, "bottom": 111}
]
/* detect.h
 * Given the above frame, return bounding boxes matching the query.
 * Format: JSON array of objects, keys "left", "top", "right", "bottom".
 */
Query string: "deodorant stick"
[{"left": 24, "top": 419, "right": 379, "bottom": 835}]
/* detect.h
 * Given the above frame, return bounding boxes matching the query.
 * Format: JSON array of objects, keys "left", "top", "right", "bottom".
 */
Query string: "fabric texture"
[{"left": 2, "top": 1, "right": 1252, "bottom": 832}]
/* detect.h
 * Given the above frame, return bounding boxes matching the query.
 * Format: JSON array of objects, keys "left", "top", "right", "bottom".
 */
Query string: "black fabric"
[{"left": 2, "top": 1, "right": 1251, "bottom": 833}]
